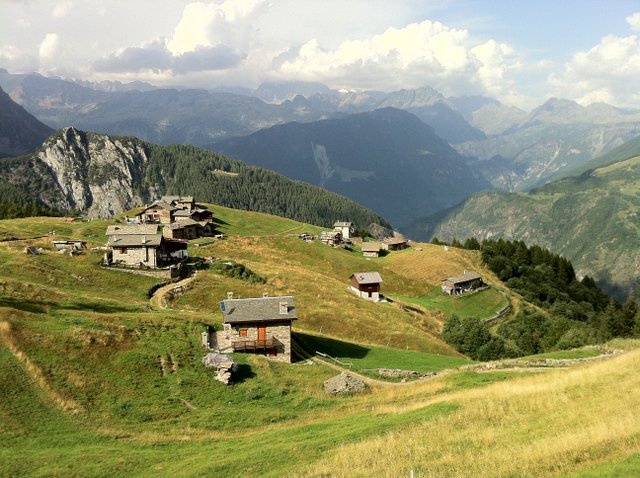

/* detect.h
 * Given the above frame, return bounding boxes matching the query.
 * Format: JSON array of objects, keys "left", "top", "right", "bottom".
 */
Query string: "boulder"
[
  {"left": 202, "top": 353, "right": 238, "bottom": 385},
  {"left": 323, "top": 373, "right": 366, "bottom": 394}
]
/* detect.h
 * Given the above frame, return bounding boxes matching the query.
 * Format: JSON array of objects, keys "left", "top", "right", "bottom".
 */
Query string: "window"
[
  {"left": 119, "top": 248, "right": 128, "bottom": 254},
  {"left": 239, "top": 329, "right": 248, "bottom": 337}
]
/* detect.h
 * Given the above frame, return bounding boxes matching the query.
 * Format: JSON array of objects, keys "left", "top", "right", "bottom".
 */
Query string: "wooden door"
[{"left": 258, "top": 326, "right": 267, "bottom": 342}]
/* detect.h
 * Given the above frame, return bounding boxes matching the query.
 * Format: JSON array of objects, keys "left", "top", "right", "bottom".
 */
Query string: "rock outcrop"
[
  {"left": 202, "top": 353, "right": 238, "bottom": 385},
  {"left": 323, "top": 373, "right": 366, "bottom": 394},
  {"left": 36, "top": 127, "right": 152, "bottom": 218}
]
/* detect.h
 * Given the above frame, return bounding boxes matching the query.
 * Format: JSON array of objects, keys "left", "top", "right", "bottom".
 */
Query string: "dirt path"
[{"left": 149, "top": 272, "right": 197, "bottom": 310}]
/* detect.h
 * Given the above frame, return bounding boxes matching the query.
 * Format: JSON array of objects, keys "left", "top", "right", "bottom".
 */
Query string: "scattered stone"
[
  {"left": 202, "top": 353, "right": 238, "bottom": 385},
  {"left": 323, "top": 373, "right": 366, "bottom": 394},
  {"left": 377, "top": 368, "right": 440, "bottom": 379}
]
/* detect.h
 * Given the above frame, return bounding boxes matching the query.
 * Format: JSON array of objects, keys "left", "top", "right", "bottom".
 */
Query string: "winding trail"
[{"left": 149, "top": 272, "right": 197, "bottom": 310}]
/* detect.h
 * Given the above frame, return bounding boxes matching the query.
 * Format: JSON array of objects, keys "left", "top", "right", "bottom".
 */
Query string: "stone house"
[
  {"left": 213, "top": 293, "right": 296, "bottom": 363},
  {"left": 361, "top": 241, "right": 382, "bottom": 257},
  {"left": 441, "top": 271, "right": 485, "bottom": 295},
  {"left": 333, "top": 221, "right": 353, "bottom": 240},
  {"left": 319, "top": 230, "right": 343, "bottom": 246},
  {"left": 136, "top": 201, "right": 176, "bottom": 224},
  {"left": 174, "top": 207, "right": 213, "bottom": 222},
  {"left": 105, "top": 224, "right": 187, "bottom": 268},
  {"left": 381, "top": 237, "right": 408, "bottom": 251},
  {"left": 163, "top": 218, "right": 201, "bottom": 240},
  {"left": 350, "top": 272, "right": 383, "bottom": 301}
]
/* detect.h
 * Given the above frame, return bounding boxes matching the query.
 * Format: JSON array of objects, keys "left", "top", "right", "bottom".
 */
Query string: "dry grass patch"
[{"left": 296, "top": 350, "right": 640, "bottom": 477}]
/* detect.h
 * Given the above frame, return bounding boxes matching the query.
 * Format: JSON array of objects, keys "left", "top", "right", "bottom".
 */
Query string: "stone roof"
[
  {"left": 383, "top": 237, "right": 407, "bottom": 245},
  {"left": 107, "top": 234, "right": 163, "bottom": 247},
  {"left": 333, "top": 221, "right": 352, "bottom": 227},
  {"left": 220, "top": 296, "right": 297, "bottom": 324},
  {"left": 351, "top": 272, "right": 383, "bottom": 285},
  {"left": 175, "top": 217, "right": 200, "bottom": 226},
  {"left": 105, "top": 224, "right": 159, "bottom": 236},
  {"left": 443, "top": 271, "right": 482, "bottom": 285},
  {"left": 361, "top": 241, "right": 382, "bottom": 252},
  {"left": 143, "top": 200, "right": 176, "bottom": 211},
  {"left": 162, "top": 195, "right": 194, "bottom": 204},
  {"left": 173, "top": 209, "right": 192, "bottom": 217}
]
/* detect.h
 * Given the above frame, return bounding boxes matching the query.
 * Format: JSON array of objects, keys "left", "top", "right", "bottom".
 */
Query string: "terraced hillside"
[{"left": 1, "top": 206, "right": 638, "bottom": 477}]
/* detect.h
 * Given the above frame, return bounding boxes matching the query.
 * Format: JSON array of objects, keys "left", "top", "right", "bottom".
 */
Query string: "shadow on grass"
[
  {"left": 233, "top": 364, "right": 256, "bottom": 384},
  {"left": 295, "top": 332, "right": 370, "bottom": 360},
  {"left": 0, "top": 296, "right": 138, "bottom": 314}
]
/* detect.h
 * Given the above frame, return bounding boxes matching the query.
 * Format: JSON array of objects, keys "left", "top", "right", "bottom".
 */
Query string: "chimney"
[
  {"left": 141, "top": 236, "right": 146, "bottom": 244},
  {"left": 263, "top": 292, "right": 269, "bottom": 298},
  {"left": 227, "top": 291, "right": 234, "bottom": 300},
  {"left": 279, "top": 301, "right": 288, "bottom": 314}
]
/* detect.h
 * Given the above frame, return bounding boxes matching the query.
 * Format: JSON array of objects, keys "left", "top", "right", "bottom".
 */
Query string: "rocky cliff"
[{"left": 35, "top": 127, "right": 153, "bottom": 217}]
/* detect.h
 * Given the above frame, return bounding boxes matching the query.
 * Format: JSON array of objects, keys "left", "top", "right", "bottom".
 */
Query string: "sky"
[{"left": 1, "top": 0, "right": 640, "bottom": 110}]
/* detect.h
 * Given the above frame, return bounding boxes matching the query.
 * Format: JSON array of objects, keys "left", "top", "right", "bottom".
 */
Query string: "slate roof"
[
  {"left": 173, "top": 209, "right": 192, "bottom": 217},
  {"left": 175, "top": 217, "right": 200, "bottom": 226},
  {"left": 383, "top": 237, "right": 407, "bottom": 245},
  {"left": 333, "top": 221, "right": 352, "bottom": 228},
  {"left": 361, "top": 241, "right": 382, "bottom": 252},
  {"left": 105, "top": 224, "right": 159, "bottom": 236},
  {"left": 220, "top": 296, "right": 297, "bottom": 324},
  {"left": 143, "top": 200, "right": 176, "bottom": 211},
  {"left": 107, "top": 234, "right": 163, "bottom": 247},
  {"left": 351, "top": 272, "right": 383, "bottom": 284},
  {"left": 162, "top": 195, "right": 194, "bottom": 204},
  {"left": 443, "top": 271, "right": 482, "bottom": 285}
]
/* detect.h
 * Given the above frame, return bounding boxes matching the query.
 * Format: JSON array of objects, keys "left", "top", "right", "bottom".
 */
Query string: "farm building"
[
  {"left": 350, "top": 272, "right": 383, "bottom": 301},
  {"left": 163, "top": 218, "right": 201, "bottom": 240},
  {"left": 361, "top": 241, "right": 382, "bottom": 257},
  {"left": 105, "top": 224, "right": 187, "bottom": 268},
  {"left": 382, "top": 237, "right": 408, "bottom": 251},
  {"left": 441, "top": 272, "right": 485, "bottom": 296},
  {"left": 173, "top": 207, "right": 213, "bottom": 222},
  {"left": 136, "top": 201, "right": 176, "bottom": 224},
  {"left": 319, "top": 230, "right": 343, "bottom": 246},
  {"left": 213, "top": 293, "right": 296, "bottom": 363},
  {"left": 333, "top": 221, "right": 353, "bottom": 240}
]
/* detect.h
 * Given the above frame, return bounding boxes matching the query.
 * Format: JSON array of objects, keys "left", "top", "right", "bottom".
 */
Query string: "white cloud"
[
  {"left": 278, "top": 20, "right": 522, "bottom": 100},
  {"left": 94, "top": 39, "right": 244, "bottom": 74},
  {"left": 52, "top": 1, "right": 74, "bottom": 18},
  {"left": 167, "top": 0, "right": 264, "bottom": 55},
  {"left": 627, "top": 12, "right": 640, "bottom": 32},
  {"left": 549, "top": 34, "right": 640, "bottom": 107},
  {"left": 38, "top": 33, "right": 59, "bottom": 60}
]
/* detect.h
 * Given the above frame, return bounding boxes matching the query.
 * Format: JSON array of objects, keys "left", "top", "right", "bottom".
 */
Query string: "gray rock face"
[
  {"left": 202, "top": 353, "right": 238, "bottom": 385},
  {"left": 323, "top": 373, "right": 366, "bottom": 394},
  {"left": 36, "top": 127, "right": 152, "bottom": 218}
]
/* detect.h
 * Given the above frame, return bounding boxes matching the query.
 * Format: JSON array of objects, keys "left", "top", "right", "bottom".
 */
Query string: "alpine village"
[{"left": 2, "top": 3, "right": 640, "bottom": 477}]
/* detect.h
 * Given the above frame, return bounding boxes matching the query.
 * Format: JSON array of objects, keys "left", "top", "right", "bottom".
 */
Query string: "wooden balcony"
[{"left": 232, "top": 337, "right": 282, "bottom": 353}]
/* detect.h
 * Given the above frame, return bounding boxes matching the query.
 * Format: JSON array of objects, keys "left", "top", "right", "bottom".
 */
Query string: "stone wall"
[
  {"left": 214, "top": 321, "right": 292, "bottom": 363},
  {"left": 112, "top": 246, "right": 157, "bottom": 267}
]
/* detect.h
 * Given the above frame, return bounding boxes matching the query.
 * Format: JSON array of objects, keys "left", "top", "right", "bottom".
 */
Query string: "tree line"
[{"left": 440, "top": 237, "right": 639, "bottom": 360}]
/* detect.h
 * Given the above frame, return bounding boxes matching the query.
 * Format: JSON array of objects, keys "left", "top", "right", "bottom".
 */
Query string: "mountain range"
[
  {"left": 0, "top": 85, "right": 53, "bottom": 157},
  {"left": 211, "top": 107, "right": 490, "bottom": 227}
]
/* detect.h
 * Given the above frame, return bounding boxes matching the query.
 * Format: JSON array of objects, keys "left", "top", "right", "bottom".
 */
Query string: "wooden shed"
[
  {"left": 441, "top": 271, "right": 484, "bottom": 296},
  {"left": 350, "top": 272, "right": 383, "bottom": 301}
]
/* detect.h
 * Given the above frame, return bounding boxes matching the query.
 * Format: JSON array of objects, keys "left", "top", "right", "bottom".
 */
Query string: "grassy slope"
[
  {"left": 431, "top": 156, "right": 640, "bottom": 298},
  {"left": 1, "top": 208, "right": 638, "bottom": 477}
]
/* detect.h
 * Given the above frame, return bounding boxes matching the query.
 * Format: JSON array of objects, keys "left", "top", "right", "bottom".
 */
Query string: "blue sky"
[{"left": 1, "top": 0, "right": 639, "bottom": 110}]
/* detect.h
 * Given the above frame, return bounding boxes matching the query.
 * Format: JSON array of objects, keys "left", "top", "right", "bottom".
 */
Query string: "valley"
[{"left": 0, "top": 207, "right": 638, "bottom": 476}]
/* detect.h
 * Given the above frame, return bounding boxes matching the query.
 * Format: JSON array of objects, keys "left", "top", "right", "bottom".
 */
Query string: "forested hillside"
[{"left": 0, "top": 128, "right": 390, "bottom": 229}]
